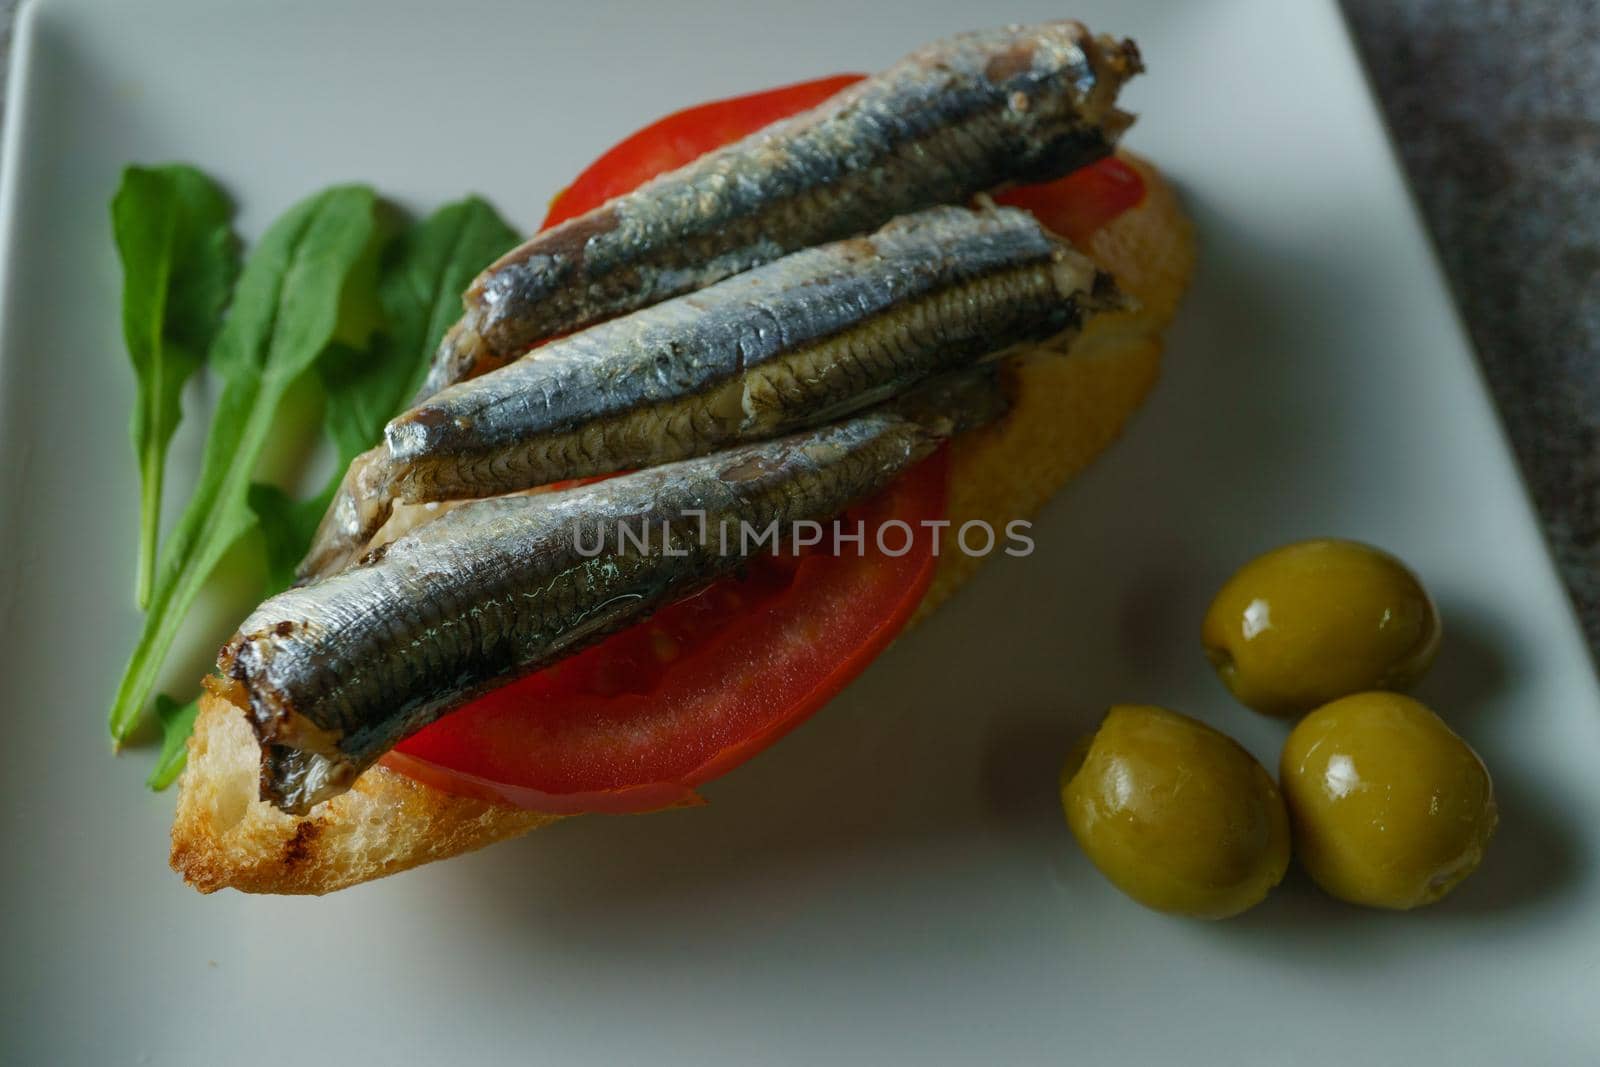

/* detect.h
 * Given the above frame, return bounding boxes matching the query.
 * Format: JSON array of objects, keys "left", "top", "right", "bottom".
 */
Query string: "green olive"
[
  {"left": 1280, "top": 692, "right": 1496, "bottom": 909},
  {"left": 1202, "top": 539, "right": 1441, "bottom": 717},
  {"left": 1061, "top": 705, "right": 1290, "bottom": 919}
]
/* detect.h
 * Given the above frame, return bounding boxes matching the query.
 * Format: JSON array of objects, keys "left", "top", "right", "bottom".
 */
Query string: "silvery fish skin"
[
  {"left": 224, "top": 372, "right": 1005, "bottom": 814},
  {"left": 299, "top": 205, "right": 1112, "bottom": 582},
  {"left": 415, "top": 19, "right": 1141, "bottom": 399}
]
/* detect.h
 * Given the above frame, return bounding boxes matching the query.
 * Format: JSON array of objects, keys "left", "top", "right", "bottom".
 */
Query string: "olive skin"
[
  {"left": 1061, "top": 705, "right": 1290, "bottom": 919},
  {"left": 1280, "top": 692, "right": 1496, "bottom": 910},
  {"left": 1202, "top": 539, "right": 1441, "bottom": 718}
]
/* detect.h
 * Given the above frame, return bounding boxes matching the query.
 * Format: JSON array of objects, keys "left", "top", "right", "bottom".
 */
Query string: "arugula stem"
[
  {"left": 134, "top": 238, "right": 172, "bottom": 611},
  {"left": 136, "top": 441, "right": 161, "bottom": 609},
  {"left": 111, "top": 388, "right": 282, "bottom": 743}
]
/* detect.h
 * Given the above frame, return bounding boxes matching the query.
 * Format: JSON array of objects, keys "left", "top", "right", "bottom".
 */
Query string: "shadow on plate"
[{"left": 1413, "top": 599, "right": 1588, "bottom": 914}]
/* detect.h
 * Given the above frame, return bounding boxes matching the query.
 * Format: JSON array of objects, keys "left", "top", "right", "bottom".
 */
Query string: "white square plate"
[{"left": 2, "top": 0, "right": 1597, "bottom": 1061}]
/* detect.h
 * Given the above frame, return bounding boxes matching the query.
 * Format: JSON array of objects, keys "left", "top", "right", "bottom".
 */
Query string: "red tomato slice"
[
  {"left": 390, "top": 73, "right": 940, "bottom": 814},
  {"left": 994, "top": 156, "right": 1147, "bottom": 247},
  {"left": 387, "top": 73, "right": 1144, "bottom": 814},
  {"left": 385, "top": 454, "right": 946, "bottom": 814}
]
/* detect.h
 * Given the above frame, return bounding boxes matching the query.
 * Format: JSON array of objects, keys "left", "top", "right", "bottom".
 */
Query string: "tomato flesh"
[
  {"left": 995, "top": 156, "right": 1147, "bottom": 246},
  {"left": 387, "top": 73, "right": 1145, "bottom": 814}
]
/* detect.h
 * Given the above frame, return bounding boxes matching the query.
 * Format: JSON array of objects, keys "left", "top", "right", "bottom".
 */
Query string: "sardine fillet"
[{"left": 417, "top": 20, "right": 1140, "bottom": 398}]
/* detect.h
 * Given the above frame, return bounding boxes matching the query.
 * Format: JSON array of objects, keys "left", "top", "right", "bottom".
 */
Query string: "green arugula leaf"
[
  {"left": 323, "top": 195, "right": 521, "bottom": 458},
  {"left": 123, "top": 193, "right": 518, "bottom": 771},
  {"left": 248, "top": 482, "right": 334, "bottom": 594},
  {"left": 111, "top": 165, "right": 239, "bottom": 608},
  {"left": 248, "top": 196, "right": 519, "bottom": 594},
  {"left": 146, "top": 695, "right": 200, "bottom": 790},
  {"left": 109, "top": 185, "right": 385, "bottom": 744}
]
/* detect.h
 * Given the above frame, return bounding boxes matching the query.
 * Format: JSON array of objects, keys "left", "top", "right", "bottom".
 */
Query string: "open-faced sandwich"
[{"left": 170, "top": 19, "right": 1196, "bottom": 894}]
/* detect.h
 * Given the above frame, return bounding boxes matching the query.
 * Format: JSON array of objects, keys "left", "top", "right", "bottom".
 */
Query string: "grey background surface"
[
  {"left": 1343, "top": 0, "right": 1599, "bottom": 655},
  {"left": 0, "top": 0, "right": 1594, "bottom": 649}
]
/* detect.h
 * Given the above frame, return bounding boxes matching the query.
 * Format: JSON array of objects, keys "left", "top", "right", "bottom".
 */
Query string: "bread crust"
[{"left": 171, "top": 154, "right": 1195, "bottom": 894}]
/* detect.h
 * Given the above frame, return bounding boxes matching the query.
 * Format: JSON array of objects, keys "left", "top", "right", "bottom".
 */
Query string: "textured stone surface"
[
  {"left": 1343, "top": 0, "right": 1600, "bottom": 652},
  {"left": 0, "top": 1, "right": 1594, "bottom": 648}
]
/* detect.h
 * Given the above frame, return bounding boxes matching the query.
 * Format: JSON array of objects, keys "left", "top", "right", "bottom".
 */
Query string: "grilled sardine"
[
  {"left": 226, "top": 371, "right": 1007, "bottom": 813},
  {"left": 416, "top": 20, "right": 1140, "bottom": 398},
  {"left": 300, "top": 205, "right": 1113, "bottom": 581}
]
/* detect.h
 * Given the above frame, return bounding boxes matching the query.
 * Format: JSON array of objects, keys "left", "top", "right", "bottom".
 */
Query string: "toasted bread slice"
[{"left": 172, "top": 154, "right": 1195, "bottom": 894}]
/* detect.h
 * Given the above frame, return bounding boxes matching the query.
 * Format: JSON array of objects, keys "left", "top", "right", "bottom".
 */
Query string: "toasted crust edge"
[{"left": 171, "top": 154, "right": 1195, "bottom": 895}]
